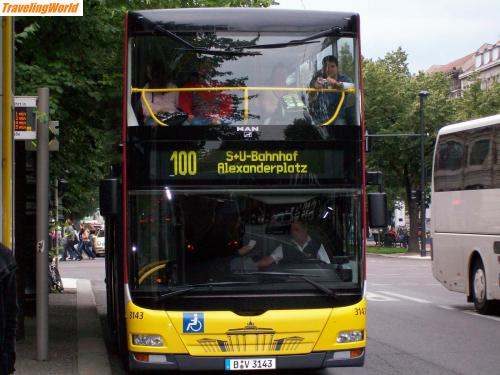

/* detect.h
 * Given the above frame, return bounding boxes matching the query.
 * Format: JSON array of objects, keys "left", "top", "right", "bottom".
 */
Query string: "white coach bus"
[{"left": 431, "top": 113, "right": 500, "bottom": 314}]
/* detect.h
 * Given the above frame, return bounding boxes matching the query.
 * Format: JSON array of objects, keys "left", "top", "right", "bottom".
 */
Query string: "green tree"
[
  {"left": 364, "top": 48, "right": 500, "bottom": 252},
  {"left": 363, "top": 48, "right": 454, "bottom": 252},
  {"left": 338, "top": 42, "right": 354, "bottom": 78},
  {"left": 15, "top": 0, "right": 273, "bottom": 218},
  {"left": 454, "top": 80, "right": 500, "bottom": 120}
]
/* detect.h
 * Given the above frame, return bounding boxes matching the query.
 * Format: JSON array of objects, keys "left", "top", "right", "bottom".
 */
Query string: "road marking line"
[
  {"left": 369, "top": 274, "right": 402, "bottom": 277},
  {"left": 463, "top": 311, "right": 500, "bottom": 322},
  {"left": 366, "top": 292, "right": 398, "bottom": 302},
  {"left": 380, "top": 274, "right": 402, "bottom": 276},
  {"left": 378, "top": 291, "right": 431, "bottom": 304},
  {"left": 437, "top": 305, "right": 456, "bottom": 311}
]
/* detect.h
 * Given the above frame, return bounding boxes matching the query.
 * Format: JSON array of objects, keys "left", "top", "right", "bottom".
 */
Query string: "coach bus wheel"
[{"left": 472, "top": 259, "right": 495, "bottom": 315}]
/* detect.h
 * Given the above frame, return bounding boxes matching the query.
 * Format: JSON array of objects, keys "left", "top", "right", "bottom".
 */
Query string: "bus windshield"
[
  {"left": 129, "top": 32, "right": 360, "bottom": 127},
  {"left": 128, "top": 189, "right": 363, "bottom": 307}
]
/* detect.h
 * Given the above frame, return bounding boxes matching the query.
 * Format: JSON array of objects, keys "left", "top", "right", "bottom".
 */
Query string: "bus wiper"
[
  {"left": 241, "top": 40, "right": 319, "bottom": 50},
  {"left": 154, "top": 25, "right": 261, "bottom": 56},
  {"left": 238, "top": 271, "right": 336, "bottom": 298},
  {"left": 190, "top": 281, "right": 258, "bottom": 288},
  {"left": 155, "top": 281, "right": 257, "bottom": 301},
  {"left": 155, "top": 287, "right": 196, "bottom": 301},
  {"left": 241, "top": 27, "right": 344, "bottom": 50}
]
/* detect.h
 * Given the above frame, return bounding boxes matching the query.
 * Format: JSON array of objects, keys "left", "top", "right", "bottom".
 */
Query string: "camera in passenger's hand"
[{"left": 317, "top": 78, "right": 329, "bottom": 88}]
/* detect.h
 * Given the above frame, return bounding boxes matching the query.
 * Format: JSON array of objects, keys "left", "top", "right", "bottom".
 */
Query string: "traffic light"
[
  {"left": 425, "top": 191, "right": 431, "bottom": 208},
  {"left": 58, "top": 178, "right": 68, "bottom": 197},
  {"left": 411, "top": 189, "right": 422, "bottom": 204}
]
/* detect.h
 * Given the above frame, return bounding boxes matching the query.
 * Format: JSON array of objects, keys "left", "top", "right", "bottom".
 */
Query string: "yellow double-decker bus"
[{"left": 100, "top": 7, "right": 383, "bottom": 371}]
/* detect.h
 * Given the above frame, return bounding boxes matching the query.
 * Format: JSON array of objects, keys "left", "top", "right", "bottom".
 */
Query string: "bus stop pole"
[
  {"left": 55, "top": 178, "right": 59, "bottom": 268},
  {"left": 36, "top": 87, "right": 49, "bottom": 360},
  {"left": 419, "top": 90, "right": 429, "bottom": 257}
]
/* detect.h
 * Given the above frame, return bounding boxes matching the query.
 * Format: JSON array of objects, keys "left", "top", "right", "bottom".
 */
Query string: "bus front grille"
[{"left": 196, "top": 322, "right": 305, "bottom": 353}]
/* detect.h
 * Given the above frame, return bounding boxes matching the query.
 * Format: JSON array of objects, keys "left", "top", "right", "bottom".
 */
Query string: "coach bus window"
[
  {"left": 434, "top": 137, "right": 465, "bottom": 191},
  {"left": 494, "top": 126, "right": 500, "bottom": 188},
  {"left": 465, "top": 137, "right": 492, "bottom": 189},
  {"left": 469, "top": 139, "right": 490, "bottom": 166}
]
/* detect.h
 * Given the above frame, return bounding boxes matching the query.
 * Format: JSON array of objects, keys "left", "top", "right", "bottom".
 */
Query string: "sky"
[{"left": 273, "top": 0, "right": 500, "bottom": 73}]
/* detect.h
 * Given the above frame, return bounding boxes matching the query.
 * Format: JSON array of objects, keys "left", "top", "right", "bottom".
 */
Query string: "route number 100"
[{"left": 170, "top": 151, "right": 197, "bottom": 176}]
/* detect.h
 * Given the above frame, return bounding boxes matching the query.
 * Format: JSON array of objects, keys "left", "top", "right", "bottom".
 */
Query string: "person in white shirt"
[{"left": 252, "top": 220, "right": 331, "bottom": 269}]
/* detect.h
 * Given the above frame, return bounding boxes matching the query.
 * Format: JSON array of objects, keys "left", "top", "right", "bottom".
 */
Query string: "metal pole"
[
  {"left": 419, "top": 91, "right": 429, "bottom": 257},
  {"left": 2, "top": 17, "right": 14, "bottom": 247},
  {"left": 36, "top": 87, "right": 49, "bottom": 360},
  {"left": 55, "top": 178, "right": 59, "bottom": 268}
]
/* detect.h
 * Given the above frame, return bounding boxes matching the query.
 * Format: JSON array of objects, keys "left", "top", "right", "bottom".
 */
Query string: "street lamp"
[{"left": 419, "top": 90, "right": 430, "bottom": 257}]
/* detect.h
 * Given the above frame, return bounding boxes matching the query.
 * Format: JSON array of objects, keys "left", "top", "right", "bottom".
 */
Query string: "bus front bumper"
[{"left": 129, "top": 349, "right": 365, "bottom": 371}]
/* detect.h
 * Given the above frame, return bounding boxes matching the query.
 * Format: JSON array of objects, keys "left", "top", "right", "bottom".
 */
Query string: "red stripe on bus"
[
  {"left": 122, "top": 13, "right": 129, "bottom": 284},
  {"left": 358, "top": 14, "right": 367, "bottom": 281}
]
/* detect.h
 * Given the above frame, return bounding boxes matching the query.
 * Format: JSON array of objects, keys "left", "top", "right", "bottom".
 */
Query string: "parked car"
[
  {"left": 92, "top": 228, "right": 105, "bottom": 256},
  {"left": 265, "top": 213, "right": 292, "bottom": 234}
]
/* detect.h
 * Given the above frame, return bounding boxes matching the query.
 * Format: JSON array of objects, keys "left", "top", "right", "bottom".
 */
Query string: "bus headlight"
[
  {"left": 132, "top": 334, "right": 164, "bottom": 347},
  {"left": 336, "top": 330, "right": 364, "bottom": 343}
]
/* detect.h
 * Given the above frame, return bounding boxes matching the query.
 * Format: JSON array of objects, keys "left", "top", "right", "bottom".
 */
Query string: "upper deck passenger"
[
  {"left": 309, "top": 55, "right": 353, "bottom": 125},
  {"left": 178, "top": 59, "right": 233, "bottom": 126}
]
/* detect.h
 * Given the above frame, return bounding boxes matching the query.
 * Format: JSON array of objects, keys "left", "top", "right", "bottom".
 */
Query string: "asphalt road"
[{"left": 59, "top": 254, "right": 500, "bottom": 375}]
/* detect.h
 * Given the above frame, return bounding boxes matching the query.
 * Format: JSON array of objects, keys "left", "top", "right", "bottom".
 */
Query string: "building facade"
[{"left": 427, "top": 41, "right": 500, "bottom": 97}]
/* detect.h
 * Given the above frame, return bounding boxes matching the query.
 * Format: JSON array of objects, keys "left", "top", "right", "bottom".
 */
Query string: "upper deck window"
[{"left": 128, "top": 32, "right": 360, "bottom": 128}]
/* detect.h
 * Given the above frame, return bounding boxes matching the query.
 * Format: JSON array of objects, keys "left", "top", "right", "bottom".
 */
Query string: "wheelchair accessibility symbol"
[{"left": 183, "top": 312, "right": 204, "bottom": 333}]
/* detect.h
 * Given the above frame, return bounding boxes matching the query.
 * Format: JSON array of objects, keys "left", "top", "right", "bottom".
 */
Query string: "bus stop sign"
[{"left": 14, "top": 96, "right": 37, "bottom": 140}]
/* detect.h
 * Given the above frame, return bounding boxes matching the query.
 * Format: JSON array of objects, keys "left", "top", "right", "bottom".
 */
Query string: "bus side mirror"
[
  {"left": 100, "top": 178, "right": 119, "bottom": 216},
  {"left": 368, "top": 192, "right": 388, "bottom": 228}
]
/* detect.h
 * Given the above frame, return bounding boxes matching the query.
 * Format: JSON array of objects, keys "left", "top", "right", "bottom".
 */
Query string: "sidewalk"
[
  {"left": 371, "top": 252, "right": 431, "bottom": 260},
  {"left": 367, "top": 239, "right": 431, "bottom": 260},
  {"left": 15, "top": 279, "right": 112, "bottom": 375}
]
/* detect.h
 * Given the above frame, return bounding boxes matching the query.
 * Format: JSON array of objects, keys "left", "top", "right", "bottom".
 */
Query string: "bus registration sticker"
[{"left": 225, "top": 358, "right": 276, "bottom": 371}]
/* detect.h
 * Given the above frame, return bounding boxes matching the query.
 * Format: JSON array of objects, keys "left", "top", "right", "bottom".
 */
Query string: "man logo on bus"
[
  {"left": 183, "top": 312, "right": 204, "bottom": 333},
  {"left": 236, "top": 126, "right": 259, "bottom": 132},
  {"left": 237, "top": 126, "right": 259, "bottom": 138}
]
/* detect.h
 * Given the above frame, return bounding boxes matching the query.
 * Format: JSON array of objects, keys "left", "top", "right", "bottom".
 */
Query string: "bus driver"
[{"left": 240, "top": 220, "right": 331, "bottom": 269}]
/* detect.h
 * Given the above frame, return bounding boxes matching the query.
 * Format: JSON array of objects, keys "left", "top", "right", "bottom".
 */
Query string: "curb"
[
  {"left": 61, "top": 278, "right": 77, "bottom": 291},
  {"left": 368, "top": 253, "right": 431, "bottom": 260},
  {"left": 77, "top": 279, "right": 112, "bottom": 375}
]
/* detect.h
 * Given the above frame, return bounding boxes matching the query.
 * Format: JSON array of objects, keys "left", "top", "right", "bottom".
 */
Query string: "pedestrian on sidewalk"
[
  {"left": 61, "top": 219, "right": 80, "bottom": 261},
  {"left": 81, "top": 225, "right": 96, "bottom": 259},
  {"left": 0, "top": 243, "right": 18, "bottom": 375}
]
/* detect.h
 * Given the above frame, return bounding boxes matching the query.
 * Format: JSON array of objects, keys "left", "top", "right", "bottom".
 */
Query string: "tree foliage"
[
  {"left": 14, "top": 0, "right": 273, "bottom": 218},
  {"left": 363, "top": 48, "right": 500, "bottom": 251}
]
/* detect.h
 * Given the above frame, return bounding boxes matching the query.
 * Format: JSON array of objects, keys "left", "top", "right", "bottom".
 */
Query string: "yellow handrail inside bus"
[
  {"left": 138, "top": 259, "right": 168, "bottom": 277},
  {"left": 138, "top": 260, "right": 168, "bottom": 285},
  {"left": 132, "top": 86, "right": 355, "bottom": 127}
]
